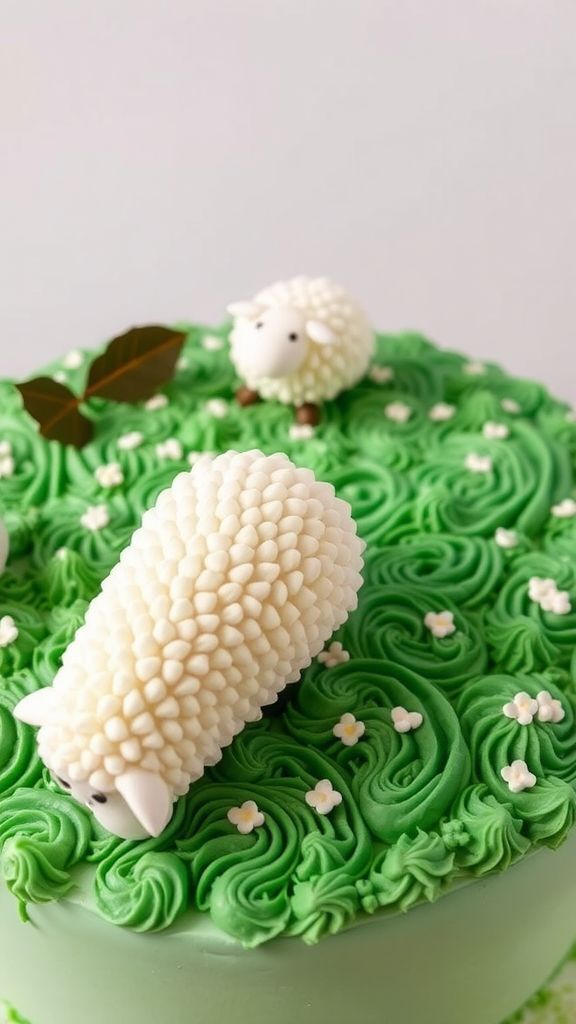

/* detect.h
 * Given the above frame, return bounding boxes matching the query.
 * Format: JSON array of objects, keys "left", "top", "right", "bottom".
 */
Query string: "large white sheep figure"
[
  {"left": 14, "top": 450, "right": 364, "bottom": 840},
  {"left": 227, "top": 276, "right": 375, "bottom": 424}
]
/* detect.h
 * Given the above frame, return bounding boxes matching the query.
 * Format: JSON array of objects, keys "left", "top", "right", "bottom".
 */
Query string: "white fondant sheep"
[
  {"left": 0, "top": 517, "right": 8, "bottom": 574},
  {"left": 15, "top": 450, "right": 364, "bottom": 840},
  {"left": 227, "top": 276, "right": 374, "bottom": 423}
]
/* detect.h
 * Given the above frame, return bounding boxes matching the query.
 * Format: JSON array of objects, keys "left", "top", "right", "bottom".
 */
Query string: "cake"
[{"left": 0, "top": 286, "right": 575, "bottom": 1024}]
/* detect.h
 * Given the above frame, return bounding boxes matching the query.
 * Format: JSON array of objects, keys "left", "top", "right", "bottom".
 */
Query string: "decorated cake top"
[{"left": 0, "top": 306, "right": 575, "bottom": 947}]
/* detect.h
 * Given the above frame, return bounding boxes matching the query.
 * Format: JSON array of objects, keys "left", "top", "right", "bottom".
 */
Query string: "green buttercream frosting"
[{"left": 0, "top": 325, "right": 575, "bottom": 947}]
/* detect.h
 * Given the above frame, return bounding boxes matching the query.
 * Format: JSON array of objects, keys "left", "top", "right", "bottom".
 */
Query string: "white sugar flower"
[
  {"left": 536, "top": 690, "right": 565, "bottom": 724},
  {"left": 424, "top": 610, "right": 456, "bottom": 638},
  {"left": 318, "top": 640, "right": 350, "bottom": 667},
  {"left": 227, "top": 800, "right": 265, "bottom": 835},
  {"left": 495, "top": 527, "right": 518, "bottom": 549},
  {"left": 205, "top": 398, "right": 228, "bottom": 419},
  {"left": 63, "top": 349, "right": 84, "bottom": 369},
  {"left": 53, "top": 371, "right": 67, "bottom": 384},
  {"left": 501, "top": 398, "right": 521, "bottom": 414},
  {"left": 482, "top": 422, "right": 510, "bottom": 440},
  {"left": 369, "top": 365, "right": 394, "bottom": 384},
  {"left": 176, "top": 356, "right": 188, "bottom": 370},
  {"left": 0, "top": 447, "right": 15, "bottom": 478},
  {"left": 202, "top": 335, "right": 224, "bottom": 351},
  {"left": 528, "top": 577, "right": 571, "bottom": 615},
  {"left": 502, "top": 691, "right": 539, "bottom": 726},
  {"left": 501, "top": 759, "right": 537, "bottom": 793},
  {"left": 384, "top": 401, "right": 412, "bottom": 424},
  {"left": 391, "top": 706, "right": 423, "bottom": 733},
  {"left": 465, "top": 453, "right": 492, "bottom": 473},
  {"left": 289, "top": 423, "right": 315, "bottom": 441},
  {"left": 528, "top": 577, "right": 557, "bottom": 603},
  {"left": 551, "top": 498, "right": 576, "bottom": 518},
  {"left": 80, "top": 505, "right": 110, "bottom": 531},
  {"left": 463, "top": 360, "right": 487, "bottom": 376},
  {"left": 0, "top": 615, "right": 18, "bottom": 647},
  {"left": 333, "top": 712, "right": 365, "bottom": 747},
  {"left": 144, "top": 394, "right": 168, "bottom": 411},
  {"left": 117, "top": 431, "right": 144, "bottom": 451},
  {"left": 429, "top": 402, "right": 456, "bottom": 422},
  {"left": 544, "top": 589, "right": 571, "bottom": 615},
  {"left": 156, "top": 438, "right": 183, "bottom": 461},
  {"left": 305, "top": 779, "right": 343, "bottom": 815},
  {"left": 55, "top": 547, "right": 68, "bottom": 560},
  {"left": 94, "top": 462, "right": 124, "bottom": 488}
]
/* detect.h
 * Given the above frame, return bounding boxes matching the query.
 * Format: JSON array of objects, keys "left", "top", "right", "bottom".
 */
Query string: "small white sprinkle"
[
  {"left": 202, "top": 335, "right": 224, "bottom": 351},
  {"left": 551, "top": 498, "right": 576, "bottom": 518},
  {"left": 465, "top": 453, "right": 493, "bottom": 473},
  {"left": 391, "top": 706, "right": 423, "bottom": 733},
  {"left": 429, "top": 402, "right": 456, "bottom": 422},
  {"left": 117, "top": 431, "right": 144, "bottom": 451},
  {"left": 482, "top": 422, "right": 510, "bottom": 440},
  {"left": 0, "top": 441, "right": 12, "bottom": 458},
  {"left": 0, "top": 615, "right": 18, "bottom": 647},
  {"left": 144, "top": 394, "right": 168, "bottom": 411},
  {"left": 495, "top": 527, "right": 518, "bottom": 549},
  {"left": 176, "top": 356, "right": 188, "bottom": 370},
  {"left": 501, "top": 398, "right": 521, "bottom": 414},
  {"left": 205, "top": 398, "right": 228, "bottom": 419},
  {"left": 424, "top": 610, "right": 456, "bottom": 638},
  {"left": 384, "top": 401, "right": 412, "bottom": 424},
  {"left": 63, "top": 349, "right": 84, "bottom": 369},
  {"left": 55, "top": 547, "right": 68, "bottom": 560},
  {"left": 463, "top": 360, "right": 487, "bottom": 376},
  {"left": 80, "top": 505, "right": 110, "bottom": 531},
  {"left": 53, "top": 371, "right": 67, "bottom": 384},
  {"left": 536, "top": 690, "right": 565, "bottom": 724},
  {"left": 94, "top": 463, "right": 124, "bottom": 488},
  {"left": 289, "top": 423, "right": 315, "bottom": 441},
  {"left": 369, "top": 365, "right": 394, "bottom": 384},
  {"left": 156, "top": 438, "right": 183, "bottom": 461}
]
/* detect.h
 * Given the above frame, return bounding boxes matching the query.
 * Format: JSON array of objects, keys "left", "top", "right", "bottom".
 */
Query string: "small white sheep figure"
[
  {"left": 227, "top": 276, "right": 374, "bottom": 424},
  {"left": 14, "top": 450, "right": 364, "bottom": 839},
  {"left": 0, "top": 517, "right": 8, "bottom": 575}
]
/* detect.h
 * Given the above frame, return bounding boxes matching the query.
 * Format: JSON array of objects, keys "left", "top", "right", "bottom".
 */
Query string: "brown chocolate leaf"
[
  {"left": 16, "top": 377, "right": 94, "bottom": 447},
  {"left": 86, "top": 325, "right": 186, "bottom": 403}
]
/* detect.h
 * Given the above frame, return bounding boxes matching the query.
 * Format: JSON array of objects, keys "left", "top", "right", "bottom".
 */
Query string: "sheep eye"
[
  {"left": 92, "top": 793, "right": 107, "bottom": 804},
  {"left": 288, "top": 332, "right": 298, "bottom": 342},
  {"left": 56, "top": 776, "right": 71, "bottom": 790},
  {"left": 255, "top": 321, "right": 264, "bottom": 329}
]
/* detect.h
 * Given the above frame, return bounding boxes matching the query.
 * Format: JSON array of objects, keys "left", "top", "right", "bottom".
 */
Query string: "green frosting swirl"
[{"left": 1, "top": 324, "right": 575, "bottom": 945}]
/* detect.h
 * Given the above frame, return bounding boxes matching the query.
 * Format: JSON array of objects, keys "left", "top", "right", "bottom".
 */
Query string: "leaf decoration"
[
  {"left": 86, "top": 326, "right": 186, "bottom": 403},
  {"left": 16, "top": 325, "right": 187, "bottom": 448},
  {"left": 16, "top": 377, "right": 94, "bottom": 447}
]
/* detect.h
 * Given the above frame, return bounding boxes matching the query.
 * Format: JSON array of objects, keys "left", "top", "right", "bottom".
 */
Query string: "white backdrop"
[{"left": 1, "top": 0, "right": 575, "bottom": 402}]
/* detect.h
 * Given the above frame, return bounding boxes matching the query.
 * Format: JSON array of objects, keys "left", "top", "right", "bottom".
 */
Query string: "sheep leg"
[
  {"left": 295, "top": 402, "right": 321, "bottom": 426},
  {"left": 235, "top": 386, "right": 261, "bottom": 407}
]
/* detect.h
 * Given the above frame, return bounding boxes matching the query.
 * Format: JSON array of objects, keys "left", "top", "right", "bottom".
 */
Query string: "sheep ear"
[
  {"left": 116, "top": 769, "right": 173, "bottom": 838},
  {"left": 14, "top": 687, "right": 57, "bottom": 727},
  {"left": 226, "top": 301, "right": 265, "bottom": 319},
  {"left": 306, "top": 320, "right": 337, "bottom": 345}
]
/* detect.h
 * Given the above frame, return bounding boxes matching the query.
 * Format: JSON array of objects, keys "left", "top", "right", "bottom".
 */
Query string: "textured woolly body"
[
  {"left": 35, "top": 450, "right": 364, "bottom": 802},
  {"left": 229, "top": 276, "right": 374, "bottom": 405}
]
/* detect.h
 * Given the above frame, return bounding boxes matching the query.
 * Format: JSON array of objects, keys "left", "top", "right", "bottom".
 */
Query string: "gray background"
[{"left": 1, "top": 0, "right": 575, "bottom": 402}]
